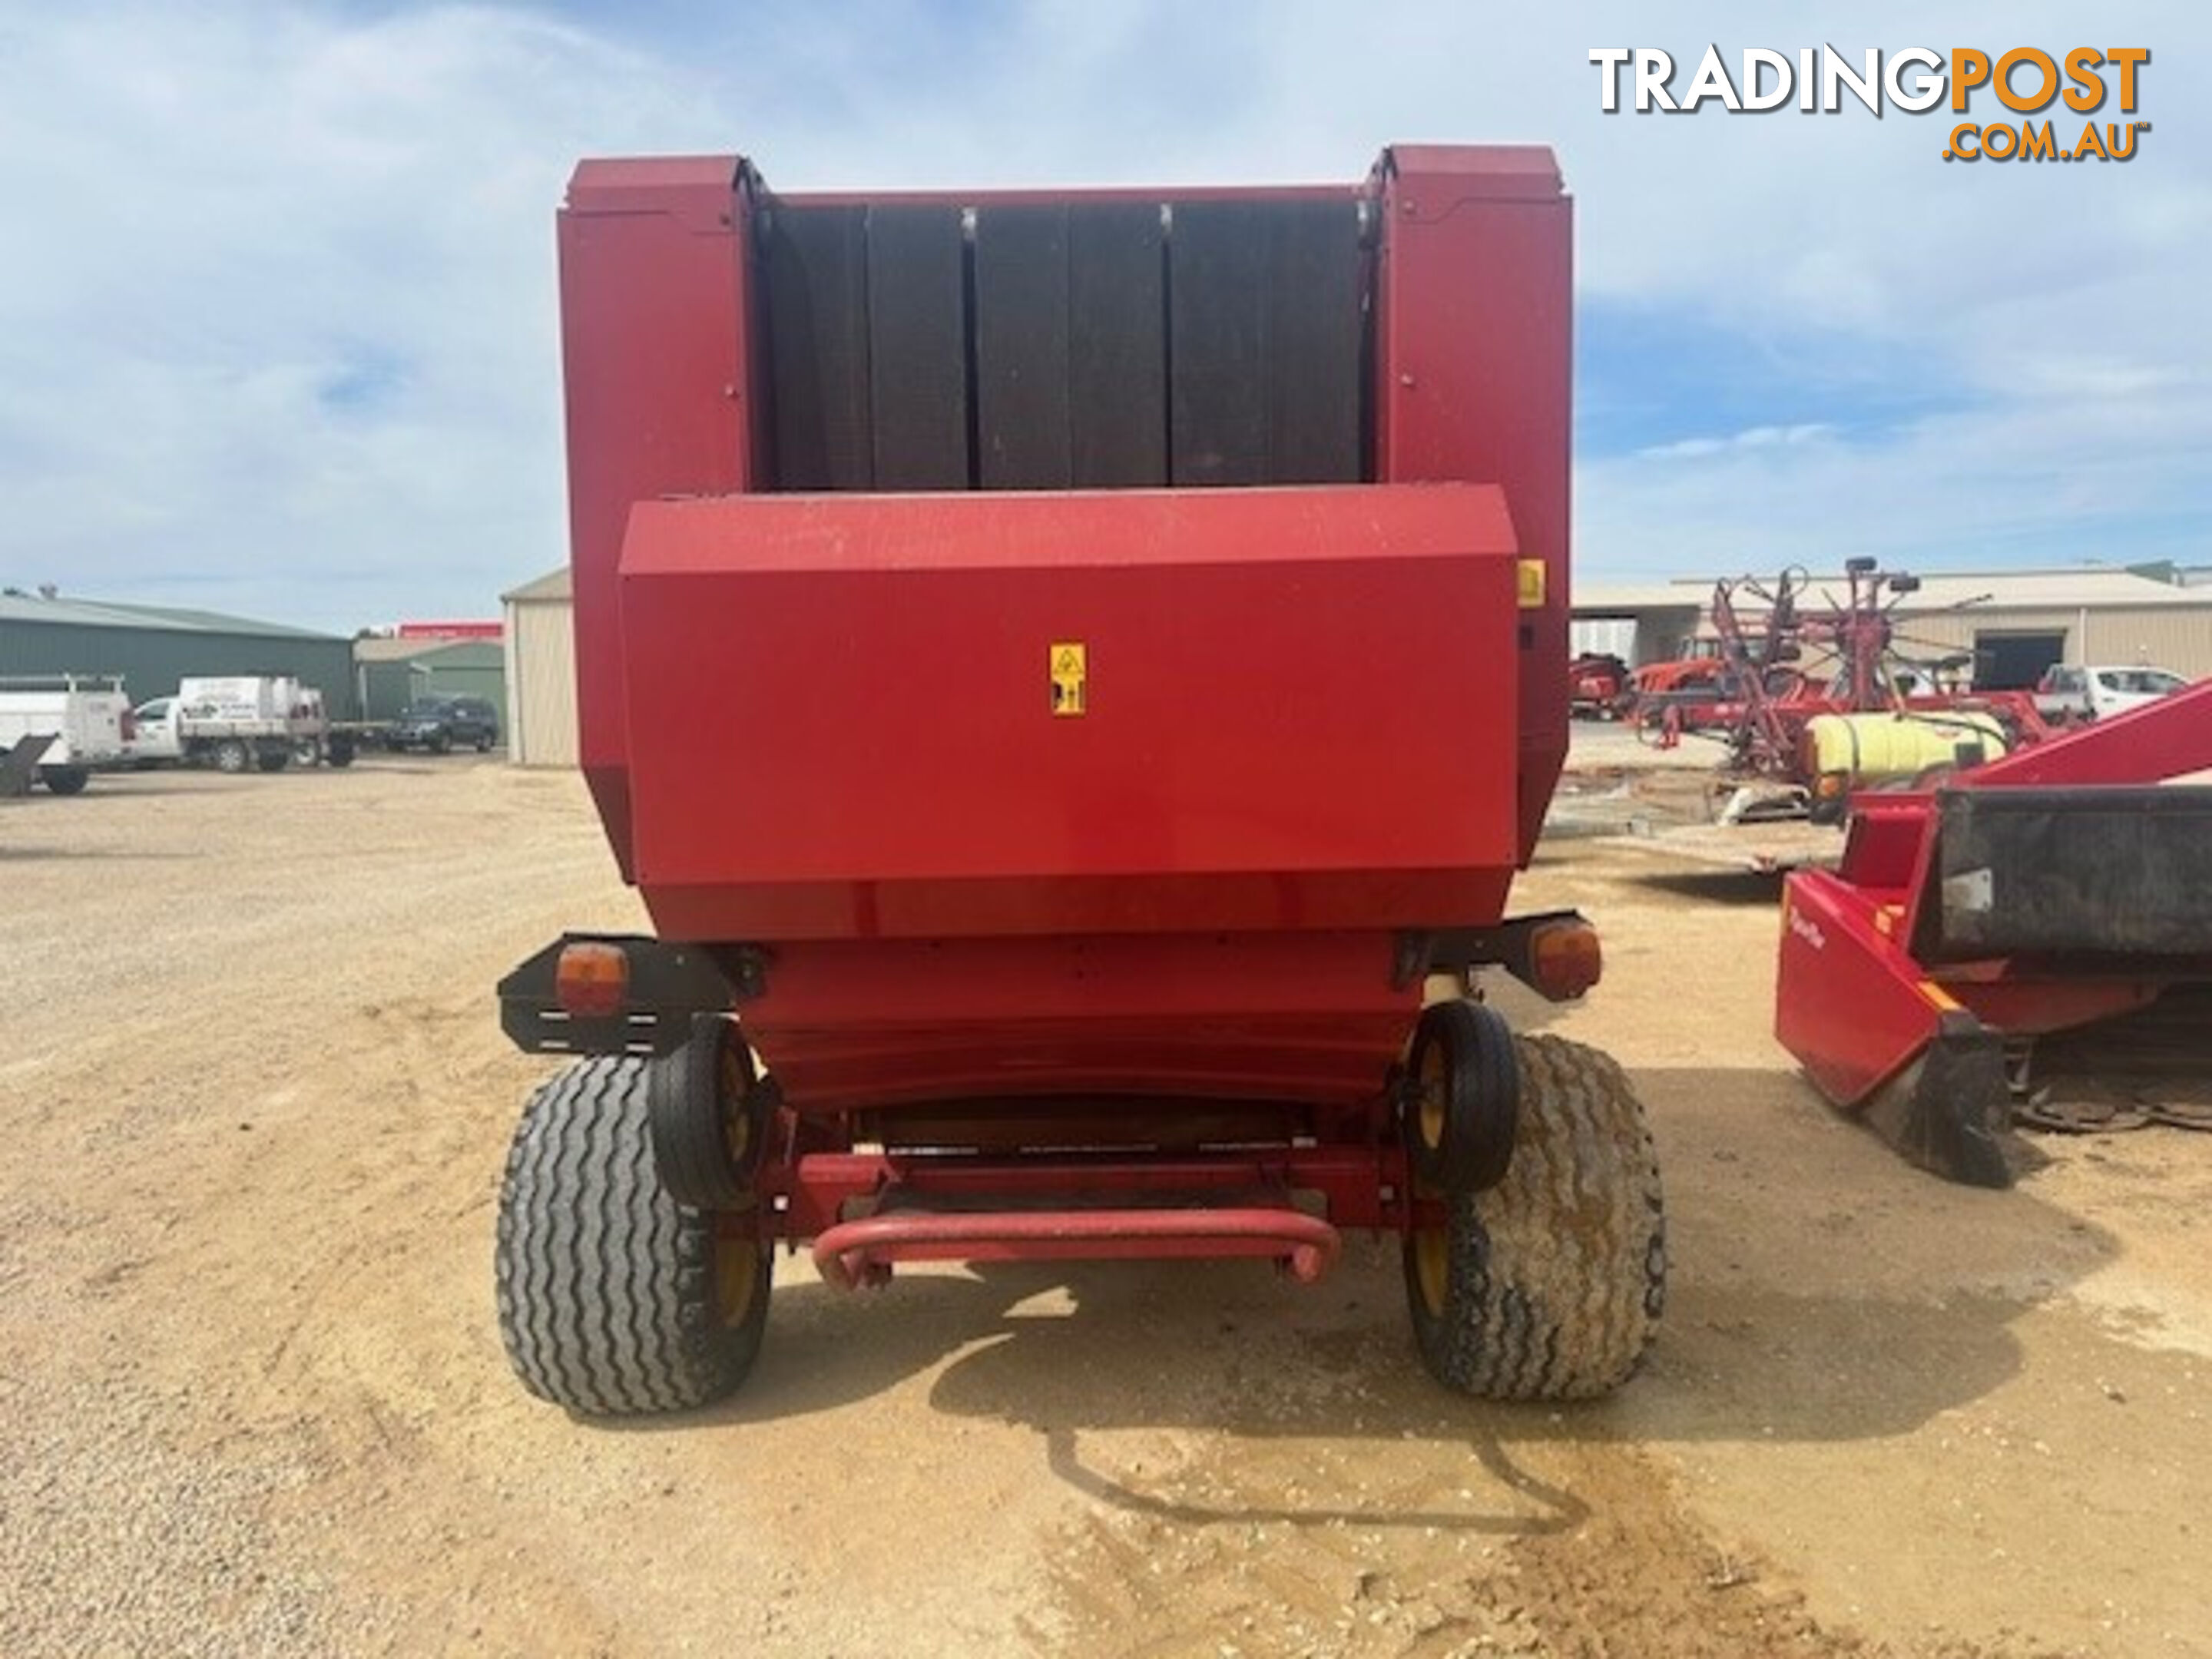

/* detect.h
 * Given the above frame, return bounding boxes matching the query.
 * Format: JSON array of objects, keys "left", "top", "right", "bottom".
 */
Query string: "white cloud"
[
  {"left": 1638, "top": 423, "right": 1836, "bottom": 461},
  {"left": 1580, "top": 385, "right": 2212, "bottom": 580},
  {"left": 0, "top": 3, "right": 724, "bottom": 628},
  {"left": 0, "top": 1, "right": 2206, "bottom": 626}
]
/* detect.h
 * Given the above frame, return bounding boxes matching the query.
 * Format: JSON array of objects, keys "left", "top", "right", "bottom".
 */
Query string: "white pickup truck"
[
  {"left": 0, "top": 675, "right": 133, "bottom": 794},
  {"left": 2032, "top": 664, "right": 2190, "bottom": 724},
  {"left": 131, "top": 676, "right": 354, "bottom": 773}
]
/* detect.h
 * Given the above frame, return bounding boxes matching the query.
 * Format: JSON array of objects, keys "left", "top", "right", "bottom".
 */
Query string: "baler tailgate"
[{"left": 618, "top": 485, "right": 1522, "bottom": 939}]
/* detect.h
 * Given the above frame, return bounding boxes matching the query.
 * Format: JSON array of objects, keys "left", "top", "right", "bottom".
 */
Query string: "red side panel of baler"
[
  {"left": 558, "top": 157, "right": 756, "bottom": 879},
  {"left": 618, "top": 485, "right": 1522, "bottom": 942},
  {"left": 1374, "top": 147, "right": 1572, "bottom": 864}
]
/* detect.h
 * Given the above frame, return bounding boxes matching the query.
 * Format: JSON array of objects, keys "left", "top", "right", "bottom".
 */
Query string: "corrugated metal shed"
[
  {"left": 414, "top": 641, "right": 506, "bottom": 710},
  {"left": 351, "top": 637, "right": 507, "bottom": 718},
  {"left": 502, "top": 568, "right": 577, "bottom": 767},
  {"left": 359, "top": 657, "right": 430, "bottom": 720},
  {"left": 0, "top": 591, "right": 359, "bottom": 717},
  {"left": 1574, "top": 566, "right": 2212, "bottom": 684}
]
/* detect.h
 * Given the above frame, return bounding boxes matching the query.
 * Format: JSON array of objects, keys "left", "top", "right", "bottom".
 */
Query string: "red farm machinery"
[
  {"left": 1637, "top": 561, "right": 2051, "bottom": 823},
  {"left": 1568, "top": 651, "right": 1634, "bottom": 720},
  {"left": 492, "top": 147, "right": 1667, "bottom": 1416},
  {"left": 1777, "top": 680, "right": 2212, "bottom": 1184}
]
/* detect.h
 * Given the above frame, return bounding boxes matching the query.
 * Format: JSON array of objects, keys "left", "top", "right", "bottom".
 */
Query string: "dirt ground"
[{"left": 5, "top": 757, "right": 2209, "bottom": 1657}]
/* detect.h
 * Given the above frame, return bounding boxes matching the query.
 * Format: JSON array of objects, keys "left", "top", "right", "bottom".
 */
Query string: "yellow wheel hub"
[
  {"left": 715, "top": 1231, "right": 760, "bottom": 1327},
  {"left": 1412, "top": 1226, "right": 1449, "bottom": 1318},
  {"left": 718, "top": 1040, "right": 752, "bottom": 1169},
  {"left": 1417, "top": 1039, "right": 1448, "bottom": 1151}
]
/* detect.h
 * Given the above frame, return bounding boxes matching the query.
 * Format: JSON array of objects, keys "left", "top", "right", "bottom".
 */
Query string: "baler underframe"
[{"left": 499, "top": 913, "right": 1581, "bottom": 1280}]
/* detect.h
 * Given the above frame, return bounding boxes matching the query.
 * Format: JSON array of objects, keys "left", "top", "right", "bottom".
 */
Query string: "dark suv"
[{"left": 387, "top": 696, "right": 502, "bottom": 754}]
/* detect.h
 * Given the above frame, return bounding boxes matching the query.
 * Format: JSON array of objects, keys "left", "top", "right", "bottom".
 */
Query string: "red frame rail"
[
  {"left": 813, "top": 1209, "right": 1343, "bottom": 1290},
  {"left": 765, "top": 1144, "right": 1433, "bottom": 1286}
]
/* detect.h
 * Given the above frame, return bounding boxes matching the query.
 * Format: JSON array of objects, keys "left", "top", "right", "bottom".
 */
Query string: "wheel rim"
[
  {"left": 1416, "top": 1038, "right": 1448, "bottom": 1151},
  {"left": 715, "top": 1229, "right": 760, "bottom": 1327},
  {"left": 1412, "top": 1225, "right": 1449, "bottom": 1317},
  {"left": 717, "top": 1038, "right": 752, "bottom": 1170}
]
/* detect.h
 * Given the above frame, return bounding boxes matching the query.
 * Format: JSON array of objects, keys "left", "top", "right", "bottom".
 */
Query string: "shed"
[
  {"left": 1575, "top": 566, "right": 2212, "bottom": 689},
  {"left": 502, "top": 568, "right": 577, "bottom": 767},
  {"left": 1568, "top": 581, "right": 1704, "bottom": 668},
  {"left": 0, "top": 591, "right": 359, "bottom": 717},
  {"left": 352, "top": 636, "right": 508, "bottom": 720}
]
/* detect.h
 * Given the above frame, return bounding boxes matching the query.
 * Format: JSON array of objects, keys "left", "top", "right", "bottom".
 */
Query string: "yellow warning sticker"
[
  {"left": 1517, "top": 558, "right": 1548, "bottom": 608},
  {"left": 1049, "top": 641, "right": 1087, "bottom": 717}
]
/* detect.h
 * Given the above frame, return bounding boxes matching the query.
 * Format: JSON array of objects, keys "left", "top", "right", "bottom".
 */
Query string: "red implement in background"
[
  {"left": 1777, "top": 679, "right": 2212, "bottom": 1184},
  {"left": 1569, "top": 652, "right": 1632, "bottom": 720}
]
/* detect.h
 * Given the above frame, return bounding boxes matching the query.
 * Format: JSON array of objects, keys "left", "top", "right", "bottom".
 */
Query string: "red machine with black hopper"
[
  {"left": 1777, "top": 680, "right": 2212, "bottom": 1184},
  {"left": 493, "top": 145, "right": 1667, "bottom": 1415}
]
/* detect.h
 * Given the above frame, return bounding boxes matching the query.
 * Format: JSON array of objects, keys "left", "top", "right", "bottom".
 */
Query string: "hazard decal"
[{"left": 1049, "top": 641, "right": 1087, "bottom": 717}]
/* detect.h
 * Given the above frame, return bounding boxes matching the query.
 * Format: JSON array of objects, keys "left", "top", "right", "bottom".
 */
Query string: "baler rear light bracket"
[
  {"left": 498, "top": 932, "right": 754, "bottom": 1057},
  {"left": 1397, "top": 910, "right": 1603, "bottom": 1002}
]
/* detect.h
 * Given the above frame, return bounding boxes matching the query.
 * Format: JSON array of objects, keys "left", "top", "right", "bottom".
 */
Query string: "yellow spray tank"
[{"left": 1801, "top": 710, "right": 2009, "bottom": 822}]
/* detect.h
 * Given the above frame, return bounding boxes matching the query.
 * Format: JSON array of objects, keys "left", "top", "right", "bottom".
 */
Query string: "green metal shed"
[
  {"left": 353, "top": 637, "right": 508, "bottom": 721},
  {"left": 0, "top": 591, "right": 359, "bottom": 717}
]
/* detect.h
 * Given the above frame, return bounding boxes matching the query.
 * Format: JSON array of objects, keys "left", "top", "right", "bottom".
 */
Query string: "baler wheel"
[
  {"left": 1404, "top": 1035, "right": 1665, "bottom": 1400},
  {"left": 495, "top": 1055, "right": 770, "bottom": 1415},
  {"left": 648, "top": 1015, "right": 768, "bottom": 1210},
  {"left": 1404, "top": 999, "right": 1519, "bottom": 1194}
]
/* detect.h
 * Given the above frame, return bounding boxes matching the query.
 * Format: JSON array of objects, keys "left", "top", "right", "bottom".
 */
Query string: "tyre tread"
[
  {"left": 494, "top": 1057, "right": 766, "bottom": 1415},
  {"left": 1409, "top": 1033, "right": 1665, "bottom": 1400}
]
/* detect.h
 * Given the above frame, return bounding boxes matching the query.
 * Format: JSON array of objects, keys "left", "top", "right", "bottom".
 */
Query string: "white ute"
[
  {"left": 0, "top": 674, "right": 133, "bottom": 795},
  {"left": 2034, "top": 664, "right": 2191, "bottom": 724},
  {"left": 131, "top": 676, "right": 352, "bottom": 773}
]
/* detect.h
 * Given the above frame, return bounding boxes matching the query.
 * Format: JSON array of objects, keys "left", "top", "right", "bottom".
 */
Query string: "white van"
[{"left": 0, "top": 674, "right": 132, "bottom": 794}]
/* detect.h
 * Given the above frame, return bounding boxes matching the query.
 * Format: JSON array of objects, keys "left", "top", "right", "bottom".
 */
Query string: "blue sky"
[{"left": 1, "top": 2, "right": 2205, "bottom": 629}]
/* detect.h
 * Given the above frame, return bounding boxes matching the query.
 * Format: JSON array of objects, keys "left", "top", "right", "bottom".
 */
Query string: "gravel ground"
[{"left": 3, "top": 757, "right": 2209, "bottom": 1656}]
